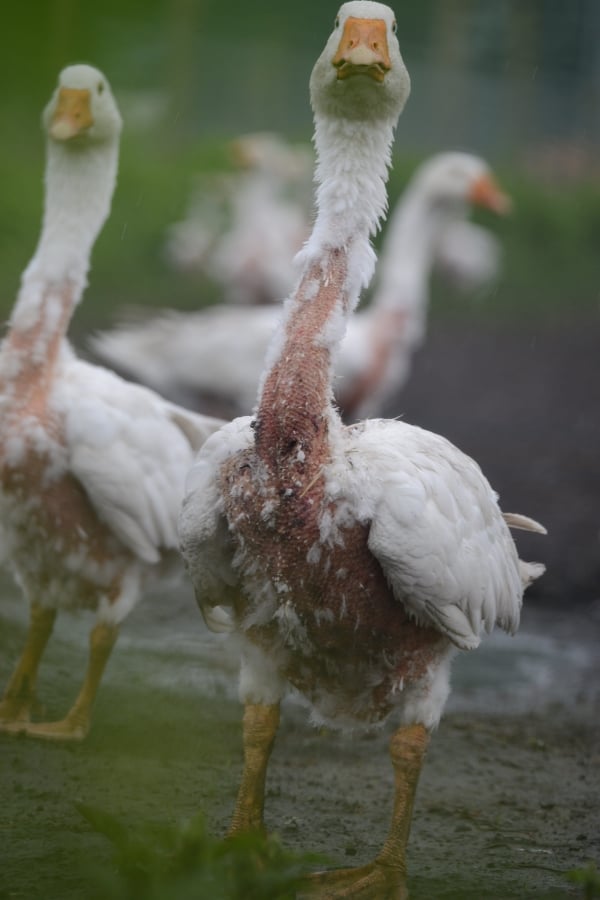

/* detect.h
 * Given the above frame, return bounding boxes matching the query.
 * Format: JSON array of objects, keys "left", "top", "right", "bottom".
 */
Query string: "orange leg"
[
  {"left": 22, "top": 621, "right": 118, "bottom": 742},
  {"left": 228, "top": 701, "right": 281, "bottom": 835},
  {"left": 0, "top": 602, "right": 57, "bottom": 728},
  {"left": 301, "top": 723, "right": 430, "bottom": 899}
]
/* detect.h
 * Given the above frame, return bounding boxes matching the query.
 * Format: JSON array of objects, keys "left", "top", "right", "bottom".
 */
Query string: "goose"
[
  {"left": 434, "top": 218, "right": 502, "bottom": 293},
  {"left": 91, "top": 151, "right": 510, "bottom": 421},
  {"left": 179, "top": 4, "right": 545, "bottom": 897},
  {"left": 0, "top": 65, "right": 223, "bottom": 742},
  {"left": 165, "top": 132, "right": 313, "bottom": 304},
  {"left": 335, "top": 150, "right": 510, "bottom": 420}
]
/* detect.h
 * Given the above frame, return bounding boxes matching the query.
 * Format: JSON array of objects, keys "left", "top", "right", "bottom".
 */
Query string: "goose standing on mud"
[
  {"left": 180, "top": 3, "right": 545, "bottom": 897},
  {"left": 0, "top": 65, "right": 223, "bottom": 742},
  {"left": 92, "top": 152, "right": 510, "bottom": 421}
]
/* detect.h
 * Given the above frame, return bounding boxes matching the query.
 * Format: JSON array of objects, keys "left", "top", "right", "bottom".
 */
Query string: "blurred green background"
[{"left": 1, "top": 0, "right": 599, "bottom": 332}]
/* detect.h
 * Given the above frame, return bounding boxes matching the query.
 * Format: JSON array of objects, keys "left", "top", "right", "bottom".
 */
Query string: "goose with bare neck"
[
  {"left": 0, "top": 65, "right": 223, "bottom": 742},
  {"left": 180, "top": 4, "right": 545, "bottom": 896}
]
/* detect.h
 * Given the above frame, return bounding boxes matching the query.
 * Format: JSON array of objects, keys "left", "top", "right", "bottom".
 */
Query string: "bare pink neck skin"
[
  {"left": 254, "top": 247, "right": 348, "bottom": 487},
  {"left": 0, "top": 284, "right": 75, "bottom": 415},
  {"left": 1, "top": 131, "right": 117, "bottom": 412}
]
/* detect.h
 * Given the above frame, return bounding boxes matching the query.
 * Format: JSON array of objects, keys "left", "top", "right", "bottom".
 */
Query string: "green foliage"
[
  {"left": 78, "top": 804, "right": 325, "bottom": 900},
  {"left": 493, "top": 174, "right": 600, "bottom": 318}
]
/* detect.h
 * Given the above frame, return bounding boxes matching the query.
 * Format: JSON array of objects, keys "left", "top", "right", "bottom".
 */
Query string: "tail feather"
[
  {"left": 504, "top": 512, "right": 547, "bottom": 535},
  {"left": 519, "top": 560, "right": 546, "bottom": 588}
]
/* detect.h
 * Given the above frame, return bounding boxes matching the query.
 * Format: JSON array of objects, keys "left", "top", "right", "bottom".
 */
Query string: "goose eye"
[
  {"left": 334, "top": 16, "right": 340, "bottom": 28},
  {"left": 97, "top": 81, "right": 104, "bottom": 94},
  {"left": 392, "top": 20, "right": 397, "bottom": 34}
]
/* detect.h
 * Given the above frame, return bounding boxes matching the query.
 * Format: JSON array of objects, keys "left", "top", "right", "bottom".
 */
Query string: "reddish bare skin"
[
  {"left": 0, "top": 290, "right": 73, "bottom": 414},
  {"left": 0, "top": 287, "right": 131, "bottom": 739},
  {"left": 220, "top": 250, "right": 448, "bottom": 896},
  {"left": 0, "top": 287, "right": 132, "bottom": 581},
  {"left": 222, "top": 252, "right": 446, "bottom": 718},
  {"left": 338, "top": 308, "right": 409, "bottom": 421}
]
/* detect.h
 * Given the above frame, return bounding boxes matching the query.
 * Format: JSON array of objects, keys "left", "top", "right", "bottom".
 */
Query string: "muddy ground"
[{"left": 1, "top": 314, "right": 599, "bottom": 899}]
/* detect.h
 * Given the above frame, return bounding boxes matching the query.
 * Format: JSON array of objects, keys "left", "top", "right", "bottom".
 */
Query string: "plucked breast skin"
[{"left": 180, "top": 414, "right": 534, "bottom": 728}]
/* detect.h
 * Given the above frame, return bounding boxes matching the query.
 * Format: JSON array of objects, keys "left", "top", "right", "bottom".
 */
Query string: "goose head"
[
  {"left": 418, "top": 152, "right": 511, "bottom": 217},
  {"left": 310, "top": 1, "right": 410, "bottom": 122},
  {"left": 43, "top": 64, "right": 122, "bottom": 145}
]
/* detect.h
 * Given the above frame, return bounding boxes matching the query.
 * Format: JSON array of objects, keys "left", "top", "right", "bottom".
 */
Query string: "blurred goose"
[
  {"left": 336, "top": 151, "right": 510, "bottom": 419},
  {"left": 165, "top": 132, "right": 312, "bottom": 304},
  {"left": 92, "top": 152, "right": 509, "bottom": 421},
  {"left": 179, "top": 4, "right": 545, "bottom": 897},
  {"left": 434, "top": 219, "right": 501, "bottom": 292},
  {"left": 0, "top": 65, "right": 223, "bottom": 741}
]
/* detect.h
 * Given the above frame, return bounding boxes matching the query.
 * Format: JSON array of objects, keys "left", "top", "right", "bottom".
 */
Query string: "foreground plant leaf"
[{"left": 77, "top": 803, "right": 326, "bottom": 900}]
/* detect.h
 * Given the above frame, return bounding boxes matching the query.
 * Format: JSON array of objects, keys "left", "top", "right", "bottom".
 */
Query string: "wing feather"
[
  {"left": 331, "top": 420, "right": 544, "bottom": 651},
  {"left": 57, "top": 358, "right": 224, "bottom": 563}
]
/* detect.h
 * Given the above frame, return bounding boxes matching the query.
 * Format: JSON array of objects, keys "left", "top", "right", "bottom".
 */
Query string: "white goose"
[
  {"left": 336, "top": 150, "right": 510, "bottom": 419},
  {"left": 0, "top": 65, "right": 223, "bottom": 742},
  {"left": 91, "top": 151, "right": 510, "bottom": 421},
  {"left": 179, "top": 4, "right": 545, "bottom": 897},
  {"left": 434, "top": 218, "right": 502, "bottom": 293},
  {"left": 165, "top": 132, "right": 312, "bottom": 304}
]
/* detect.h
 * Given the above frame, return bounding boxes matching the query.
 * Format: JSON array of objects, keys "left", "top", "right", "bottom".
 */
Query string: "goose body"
[
  {"left": 180, "top": 3, "right": 544, "bottom": 896},
  {"left": 92, "top": 151, "right": 509, "bottom": 421},
  {"left": 0, "top": 65, "right": 223, "bottom": 741}
]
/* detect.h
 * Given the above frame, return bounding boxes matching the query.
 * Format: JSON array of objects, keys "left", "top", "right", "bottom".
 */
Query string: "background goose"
[
  {"left": 434, "top": 218, "right": 501, "bottom": 292},
  {"left": 179, "top": 4, "right": 544, "bottom": 897},
  {"left": 0, "top": 65, "right": 223, "bottom": 742},
  {"left": 165, "top": 132, "right": 313, "bottom": 304},
  {"left": 91, "top": 151, "right": 509, "bottom": 421}
]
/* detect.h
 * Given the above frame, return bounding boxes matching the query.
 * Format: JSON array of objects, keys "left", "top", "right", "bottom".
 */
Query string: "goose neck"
[
  {"left": 1, "top": 136, "right": 117, "bottom": 391},
  {"left": 253, "top": 112, "right": 396, "bottom": 473}
]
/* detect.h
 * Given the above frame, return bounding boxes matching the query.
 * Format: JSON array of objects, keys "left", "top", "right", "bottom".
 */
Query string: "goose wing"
[
  {"left": 333, "top": 419, "right": 544, "bottom": 651},
  {"left": 57, "top": 357, "right": 224, "bottom": 564}
]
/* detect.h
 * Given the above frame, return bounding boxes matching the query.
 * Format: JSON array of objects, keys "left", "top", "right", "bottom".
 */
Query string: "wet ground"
[
  {"left": 1, "top": 583, "right": 599, "bottom": 900},
  {"left": 1, "top": 314, "right": 599, "bottom": 899}
]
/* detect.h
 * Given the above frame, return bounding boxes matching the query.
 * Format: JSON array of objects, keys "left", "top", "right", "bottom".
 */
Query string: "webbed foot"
[{"left": 301, "top": 860, "right": 408, "bottom": 899}]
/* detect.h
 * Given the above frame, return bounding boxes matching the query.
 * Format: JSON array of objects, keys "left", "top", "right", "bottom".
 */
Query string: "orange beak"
[
  {"left": 468, "top": 174, "right": 512, "bottom": 215},
  {"left": 229, "top": 137, "right": 255, "bottom": 169},
  {"left": 49, "top": 87, "right": 94, "bottom": 140},
  {"left": 333, "top": 17, "right": 391, "bottom": 83}
]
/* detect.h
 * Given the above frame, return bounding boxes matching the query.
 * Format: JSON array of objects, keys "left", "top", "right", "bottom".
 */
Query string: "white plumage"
[
  {"left": 0, "top": 65, "right": 223, "bottom": 741},
  {"left": 179, "top": 4, "right": 545, "bottom": 894},
  {"left": 92, "top": 151, "right": 509, "bottom": 421},
  {"left": 60, "top": 356, "right": 216, "bottom": 569},
  {"left": 434, "top": 219, "right": 502, "bottom": 292},
  {"left": 335, "top": 419, "right": 543, "bottom": 650}
]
